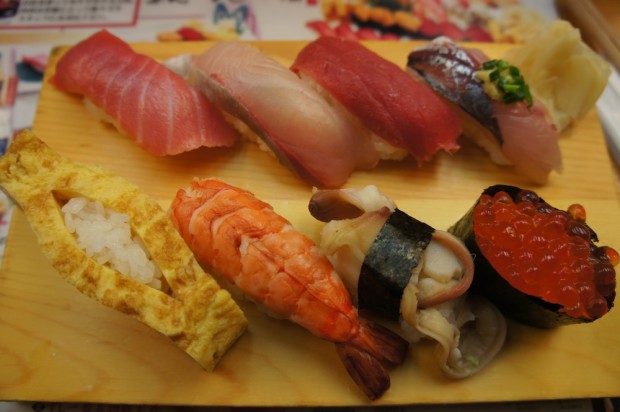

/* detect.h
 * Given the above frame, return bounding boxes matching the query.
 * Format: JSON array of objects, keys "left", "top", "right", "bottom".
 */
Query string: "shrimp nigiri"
[{"left": 169, "top": 178, "right": 409, "bottom": 400}]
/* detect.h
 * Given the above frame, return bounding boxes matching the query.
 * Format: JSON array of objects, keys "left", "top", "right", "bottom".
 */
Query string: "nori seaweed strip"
[
  {"left": 358, "top": 208, "right": 434, "bottom": 320},
  {"left": 448, "top": 185, "right": 602, "bottom": 328}
]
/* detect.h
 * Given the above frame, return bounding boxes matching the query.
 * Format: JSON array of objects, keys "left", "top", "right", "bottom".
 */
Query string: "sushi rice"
[{"left": 62, "top": 197, "right": 163, "bottom": 289}]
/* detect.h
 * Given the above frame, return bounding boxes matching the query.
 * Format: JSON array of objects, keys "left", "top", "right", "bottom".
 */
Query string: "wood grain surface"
[{"left": 1, "top": 40, "right": 619, "bottom": 406}]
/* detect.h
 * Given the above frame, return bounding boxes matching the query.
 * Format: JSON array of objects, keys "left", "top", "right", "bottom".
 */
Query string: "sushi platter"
[{"left": 1, "top": 40, "right": 620, "bottom": 406}]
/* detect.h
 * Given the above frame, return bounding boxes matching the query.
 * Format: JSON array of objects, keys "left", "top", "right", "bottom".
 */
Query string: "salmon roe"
[{"left": 473, "top": 190, "right": 618, "bottom": 319}]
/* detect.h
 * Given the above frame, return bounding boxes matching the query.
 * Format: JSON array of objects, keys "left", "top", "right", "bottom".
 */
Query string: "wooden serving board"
[{"left": 1, "top": 40, "right": 620, "bottom": 406}]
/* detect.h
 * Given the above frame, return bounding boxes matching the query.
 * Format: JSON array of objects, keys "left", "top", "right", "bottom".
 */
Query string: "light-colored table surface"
[{"left": 1, "top": 1, "right": 619, "bottom": 411}]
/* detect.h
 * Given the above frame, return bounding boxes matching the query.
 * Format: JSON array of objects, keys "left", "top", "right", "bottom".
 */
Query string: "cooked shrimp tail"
[
  {"left": 336, "top": 343, "right": 390, "bottom": 401},
  {"left": 334, "top": 318, "right": 407, "bottom": 400},
  {"left": 357, "top": 319, "right": 408, "bottom": 365}
]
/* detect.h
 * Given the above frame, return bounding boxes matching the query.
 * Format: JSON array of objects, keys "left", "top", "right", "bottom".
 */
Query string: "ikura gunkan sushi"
[
  {"left": 449, "top": 185, "right": 618, "bottom": 328},
  {"left": 310, "top": 185, "right": 507, "bottom": 379}
]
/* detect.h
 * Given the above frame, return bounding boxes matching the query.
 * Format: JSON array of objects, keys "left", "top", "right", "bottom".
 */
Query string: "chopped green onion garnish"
[{"left": 477, "top": 59, "right": 533, "bottom": 108}]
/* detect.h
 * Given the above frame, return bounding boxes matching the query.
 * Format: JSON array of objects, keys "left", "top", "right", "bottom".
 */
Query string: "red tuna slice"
[
  {"left": 51, "top": 30, "right": 237, "bottom": 156},
  {"left": 291, "top": 37, "right": 463, "bottom": 165}
]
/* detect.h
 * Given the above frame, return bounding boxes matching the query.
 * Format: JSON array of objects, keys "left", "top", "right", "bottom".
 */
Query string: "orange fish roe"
[{"left": 473, "top": 190, "right": 617, "bottom": 320}]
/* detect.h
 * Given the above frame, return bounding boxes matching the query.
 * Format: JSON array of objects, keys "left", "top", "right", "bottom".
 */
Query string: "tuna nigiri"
[
  {"left": 407, "top": 37, "right": 562, "bottom": 184},
  {"left": 291, "top": 37, "right": 463, "bottom": 165},
  {"left": 169, "top": 178, "right": 409, "bottom": 400},
  {"left": 167, "top": 41, "right": 380, "bottom": 188},
  {"left": 51, "top": 30, "right": 237, "bottom": 156}
]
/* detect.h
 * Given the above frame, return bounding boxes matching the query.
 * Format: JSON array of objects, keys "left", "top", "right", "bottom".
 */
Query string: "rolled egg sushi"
[{"left": 309, "top": 185, "right": 507, "bottom": 378}]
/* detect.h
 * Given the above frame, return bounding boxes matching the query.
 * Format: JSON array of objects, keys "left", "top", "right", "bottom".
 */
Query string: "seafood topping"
[
  {"left": 408, "top": 37, "right": 562, "bottom": 184},
  {"left": 474, "top": 189, "right": 617, "bottom": 320},
  {"left": 399, "top": 295, "right": 507, "bottom": 379},
  {"left": 170, "top": 178, "right": 409, "bottom": 400},
  {"left": 407, "top": 36, "right": 502, "bottom": 144},
  {"left": 310, "top": 185, "right": 506, "bottom": 379},
  {"left": 291, "top": 36, "right": 462, "bottom": 166},
  {"left": 51, "top": 30, "right": 237, "bottom": 156},
  {"left": 311, "top": 186, "right": 474, "bottom": 313}
]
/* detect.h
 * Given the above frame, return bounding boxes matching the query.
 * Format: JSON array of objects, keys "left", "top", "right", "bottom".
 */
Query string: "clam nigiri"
[
  {"left": 407, "top": 37, "right": 562, "bottom": 184},
  {"left": 169, "top": 178, "right": 409, "bottom": 400},
  {"left": 168, "top": 42, "right": 380, "bottom": 188},
  {"left": 291, "top": 37, "right": 463, "bottom": 165},
  {"left": 51, "top": 30, "right": 237, "bottom": 156},
  {"left": 309, "top": 185, "right": 506, "bottom": 378}
]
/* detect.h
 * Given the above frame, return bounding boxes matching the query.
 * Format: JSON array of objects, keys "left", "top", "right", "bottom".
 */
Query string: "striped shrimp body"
[{"left": 170, "top": 178, "right": 408, "bottom": 400}]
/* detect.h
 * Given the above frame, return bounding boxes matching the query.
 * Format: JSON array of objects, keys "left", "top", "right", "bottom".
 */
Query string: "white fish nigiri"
[{"left": 168, "top": 42, "right": 380, "bottom": 188}]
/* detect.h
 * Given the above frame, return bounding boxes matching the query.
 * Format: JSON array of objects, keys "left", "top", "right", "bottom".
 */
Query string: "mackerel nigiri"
[
  {"left": 309, "top": 185, "right": 506, "bottom": 379},
  {"left": 169, "top": 41, "right": 380, "bottom": 188},
  {"left": 407, "top": 37, "right": 562, "bottom": 184},
  {"left": 51, "top": 30, "right": 237, "bottom": 156},
  {"left": 291, "top": 37, "right": 463, "bottom": 165}
]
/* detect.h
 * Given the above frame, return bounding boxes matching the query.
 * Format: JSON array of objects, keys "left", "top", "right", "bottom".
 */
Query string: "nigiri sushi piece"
[
  {"left": 309, "top": 185, "right": 506, "bottom": 378},
  {"left": 51, "top": 30, "right": 238, "bottom": 156},
  {"left": 407, "top": 37, "right": 562, "bottom": 184},
  {"left": 449, "top": 185, "right": 618, "bottom": 328},
  {"left": 290, "top": 37, "right": 463, "bottom": 165},
  {"left": 169, "top": 178, "right": 409, "bottom": 400},
  {"left": 0, "top": 131, "right": 247, "bottom": 371},
  {"left": 168, "top": 42, "right": 380, "bottom": 188}
]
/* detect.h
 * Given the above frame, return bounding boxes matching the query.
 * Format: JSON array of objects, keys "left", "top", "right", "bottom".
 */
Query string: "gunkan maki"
[{"left": 449, "top": 184, "right": 618, "bottom": 328}]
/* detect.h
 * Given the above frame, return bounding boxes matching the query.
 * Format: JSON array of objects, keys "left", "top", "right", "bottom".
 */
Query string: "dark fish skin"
[{"left": 407, "top": 40, "right": 503, "bottom": 146}]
